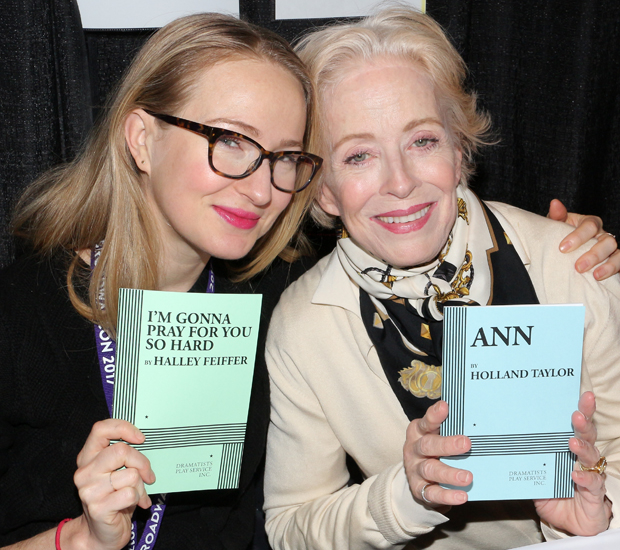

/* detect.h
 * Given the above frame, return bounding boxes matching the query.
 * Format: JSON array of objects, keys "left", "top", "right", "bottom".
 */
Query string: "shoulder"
[
  {"left": 213, "top": 255, "right": 318, "bottom": 326},
  {"left": 486, "top": 201, "right": 574, "bottom": 247},
  {"left": 487, "top": 200, "right": 620, "bottom": 304},
  {"left": 0, "top": 252, "right": 90, "bottom": 348},
  {"left": 0, "top": 252, "right": 69, "bottom": 308},
  {"left": 485, "top": 201, "right": 581, "bottom": 270},
  {"left": 271, "top": 254, "right": 331, "bottom": 318},
  {"left": 267, "top": 252, "right": 350, "bottom": 357}
]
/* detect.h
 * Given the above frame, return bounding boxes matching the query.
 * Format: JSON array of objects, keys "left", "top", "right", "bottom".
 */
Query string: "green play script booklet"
[
  {"left": 440, "top": 303, "right": 585, "bottom": 501},
  {"left": 112, "top": 289, "right": 262, "bottom": 494}
]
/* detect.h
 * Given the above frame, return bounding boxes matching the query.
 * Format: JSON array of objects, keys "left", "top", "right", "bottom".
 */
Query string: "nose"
[
  {"left": 380, "top": 153, "right": 420, "bottom": 199},
  {"left": 236, "top": 159, "right": 273, "bottom": 206}
]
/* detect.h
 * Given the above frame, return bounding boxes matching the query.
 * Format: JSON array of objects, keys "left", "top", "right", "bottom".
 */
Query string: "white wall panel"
[{"left": 77, "top": 0, "right": 239, "bottom": 29}]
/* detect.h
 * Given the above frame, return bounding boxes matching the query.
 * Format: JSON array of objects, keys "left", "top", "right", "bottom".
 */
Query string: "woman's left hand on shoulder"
[
  {"left": 534, "top": 391, "right": 612, "bottom": 536},
  {"left": 548, "top": 199, "right": 619, "bottom": 280}
]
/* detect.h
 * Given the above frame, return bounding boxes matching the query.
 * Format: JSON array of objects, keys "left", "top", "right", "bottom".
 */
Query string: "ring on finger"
[
  {"left": 420, "top": 482, "right": 433, "bottom": 504},
  {"left": 109, "top": 471, "right": 116, "bottom": 491},
  {"left": 579, "top": 456, "right": 607, "bottom": 475},
  {"left": 597, "top": 232, "right": 616, "bottom": 239}
]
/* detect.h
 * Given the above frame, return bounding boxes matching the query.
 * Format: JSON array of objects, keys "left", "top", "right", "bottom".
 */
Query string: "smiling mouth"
[{"left": 376, "top": 204, "right": 432, "bottom": 224}]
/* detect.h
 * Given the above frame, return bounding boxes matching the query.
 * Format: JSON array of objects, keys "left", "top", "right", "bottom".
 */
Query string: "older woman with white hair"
[{"left": 263, "top": 6, "right": 620, "bottom": 549}]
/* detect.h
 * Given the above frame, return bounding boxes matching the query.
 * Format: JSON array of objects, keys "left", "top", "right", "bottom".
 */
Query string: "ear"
[
  {"left": 317, "top": 182, "right": 342, "bottom": 217},
  {"left": 125, "top": 109, "right": 153, "bottom": 175},
  {"left": 454, "top": 147, "right": 463, "bottom": 185}
]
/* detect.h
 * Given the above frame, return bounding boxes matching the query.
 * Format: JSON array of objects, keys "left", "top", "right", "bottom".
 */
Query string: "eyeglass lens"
[{"left": 212, "top": 135, "right": 314, "bottom": 192}]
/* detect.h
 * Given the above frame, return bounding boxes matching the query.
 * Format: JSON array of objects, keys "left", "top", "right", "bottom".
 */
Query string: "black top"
[{"left": 0, "top": 252, "right": 311, "bottom": 549}]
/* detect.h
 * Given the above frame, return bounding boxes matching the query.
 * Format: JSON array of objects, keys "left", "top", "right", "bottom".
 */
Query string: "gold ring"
[
  {"left": 579, "top": 456, "right": 607, "bottom": 475},
  {"left": 420, "top": 482, "right": 432, "bottom": 503}
]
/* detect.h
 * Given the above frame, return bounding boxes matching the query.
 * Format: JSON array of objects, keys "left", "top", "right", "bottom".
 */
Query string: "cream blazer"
[{"left": 264, "top": 202, "right": 620, "bottom": 550}]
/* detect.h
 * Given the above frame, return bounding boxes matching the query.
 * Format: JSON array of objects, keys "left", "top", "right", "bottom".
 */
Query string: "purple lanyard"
[{"left": 91, "top": 244, "right": 214, "bottom": 549}]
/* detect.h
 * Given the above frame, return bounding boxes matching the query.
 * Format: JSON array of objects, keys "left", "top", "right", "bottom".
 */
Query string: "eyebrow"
[
  {"left": 206, "top": 117, "right": 303, "bottom": 149},
  {"left": 332, "top": 132, "right": 374, "bottom": 151},
  {"left": 332, "top": 117, "right": 445, "bottom": 151},
  {"left": 403, "top": 117, "right": 444, "bottom": 133}
]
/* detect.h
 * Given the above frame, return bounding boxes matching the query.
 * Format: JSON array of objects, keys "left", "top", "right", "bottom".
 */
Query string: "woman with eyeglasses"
[
  {"left": 0, "top": 13, "right": 321, "bottom": 550},
  {"left": 0, "top": 10, "right": 616, "bottom": 550}
]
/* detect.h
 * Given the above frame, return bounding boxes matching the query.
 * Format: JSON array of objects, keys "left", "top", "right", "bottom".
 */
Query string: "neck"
[
  {"left": 159, "top": 253, "right": 210, "bottom": 292},
  {"left": 79, "top": 248, "right": 210, "bottom": 293}
]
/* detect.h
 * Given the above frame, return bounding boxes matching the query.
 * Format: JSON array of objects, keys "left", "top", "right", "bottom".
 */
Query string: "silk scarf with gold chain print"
[{"left": 337, "top": 187, "right": 539, "bottom": 421}]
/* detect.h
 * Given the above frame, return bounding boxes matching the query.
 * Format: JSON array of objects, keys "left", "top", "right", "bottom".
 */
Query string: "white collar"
[
  {"left": 312, "top": 249, "right": 362, "bottom": 316},
  {"left": 310, "top": 198, "right": 531, "bottom": 315}
]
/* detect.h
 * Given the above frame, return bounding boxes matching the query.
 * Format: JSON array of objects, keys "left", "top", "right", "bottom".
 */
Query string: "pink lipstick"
[
  {"left": 214, "top": 206, "right": 260, "bottom": 229},
  {"left": 373, "top": 202, "right": 435, "bottom": 233}
]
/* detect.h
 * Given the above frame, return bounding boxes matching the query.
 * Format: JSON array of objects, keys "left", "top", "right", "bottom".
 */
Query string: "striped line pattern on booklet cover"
[
  {"left": 467, "top": 432, "right": 574, "bottom": 456},
  {"left": 217, "top": 443, "right": 244, "bottom": 489},
  {"left": 554, "top": 451, "right": 576, "bottom": 498},
  {"left": 114, "top": 288, "right": 144, "bottom": 424},
  {"left": 442, "top": 306, "right": 467, "bottom": 437},
  {"left": 135, "top": 423, "right": 247, "bottom": 450}
]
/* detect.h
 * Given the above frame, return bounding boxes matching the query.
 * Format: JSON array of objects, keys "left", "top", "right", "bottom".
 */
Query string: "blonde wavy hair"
[
  {"left": 12, "top": 13, "right": 315, "bottom": 337},
  {"left": 295, "top": 3, "right": 492, "bottom": 228}
]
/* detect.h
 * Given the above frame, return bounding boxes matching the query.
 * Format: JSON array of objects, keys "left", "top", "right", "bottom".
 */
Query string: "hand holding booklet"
[
  {"left": 440, "top": 304, "right": 585, "bottom": 501},
  {"left": 112, "top": 288, "right": 262, "bottom": 494}
]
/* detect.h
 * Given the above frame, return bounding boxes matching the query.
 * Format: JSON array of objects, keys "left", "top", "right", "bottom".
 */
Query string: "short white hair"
[{"left": 296, "top": 3, "right": 492, "bottom": 227}]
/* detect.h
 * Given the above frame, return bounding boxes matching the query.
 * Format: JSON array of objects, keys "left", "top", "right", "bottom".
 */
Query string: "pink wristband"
[{"left": 55, "top": 518, "right": 73, "bottom": 550}]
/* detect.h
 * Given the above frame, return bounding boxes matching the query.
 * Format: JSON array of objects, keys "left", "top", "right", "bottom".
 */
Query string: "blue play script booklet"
[{"left": 440, "top": 304, "right": 585, "bottom": 501}]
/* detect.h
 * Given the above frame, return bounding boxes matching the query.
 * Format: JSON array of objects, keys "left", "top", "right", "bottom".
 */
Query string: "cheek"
[
  {"left": 272, "top": 193, "right": 293, "bottom": 218},
  {"left": 330, "top": 176, "right": 376, "bottom": 220},
  {"left": 416, "top": 157, "right": 460, "bottom": 191},
  {"left": 259, "top": 193, "right": 293, "bottom": 237},
  {"left": 191, "top": 167, "right": 215, "bottom": 195},
  {"left": 441, "top": 200, "right": 458, "bottom": 232},
  {"left": 155, "top": 136, "right": 219, "bottom": 192},
  {"left": 176, "top": 161, "right": 231, "bottom": 202}
]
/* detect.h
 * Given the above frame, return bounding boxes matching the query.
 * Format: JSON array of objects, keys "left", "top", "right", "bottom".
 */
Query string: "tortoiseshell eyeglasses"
[{"left": 145, "top": 110, "right": 322, "bottom": 194}]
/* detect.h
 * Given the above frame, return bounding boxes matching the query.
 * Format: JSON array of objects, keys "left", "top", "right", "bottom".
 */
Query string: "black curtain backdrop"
[
  {"left": 1, "top": 0, "right": 619, "bottom": 268},
  {"left": 0, "top": 0, "right": 92, "bottom": 264}
]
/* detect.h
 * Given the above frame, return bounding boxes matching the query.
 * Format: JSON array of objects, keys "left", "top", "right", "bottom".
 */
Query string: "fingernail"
[
  {"left": 576, "top": 260, "right": 589, "bottom": 272},
  {"left": 560, "top": 241, "right": 571, "bottom": 252},
  {"left": 456, "top": 492, "right": 467, "bottom": 503},
  {"left": 457, "top": 471, "right": 469, "bottom": 483},
  {"left": 457, "top": 437, "right": 467, "bottom": 450},
  {"left": 575, "top": 438, "right": 585, "bottom": 447}
]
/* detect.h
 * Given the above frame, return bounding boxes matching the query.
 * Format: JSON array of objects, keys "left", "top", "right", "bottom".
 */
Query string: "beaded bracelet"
[{"left": 55, "top": 518, "right": 73, "bottom": 550}]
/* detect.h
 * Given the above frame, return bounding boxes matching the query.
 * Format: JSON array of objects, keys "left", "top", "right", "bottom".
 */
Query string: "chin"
[
  {"left": 190, "top": 238, "right": 254, "bottom": 263},
  {"left": 389, "top": 250, "right": 444, "bottom": 270},
  {"left": 216, "top": 247, "right": 255, "bottom": 262}
]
